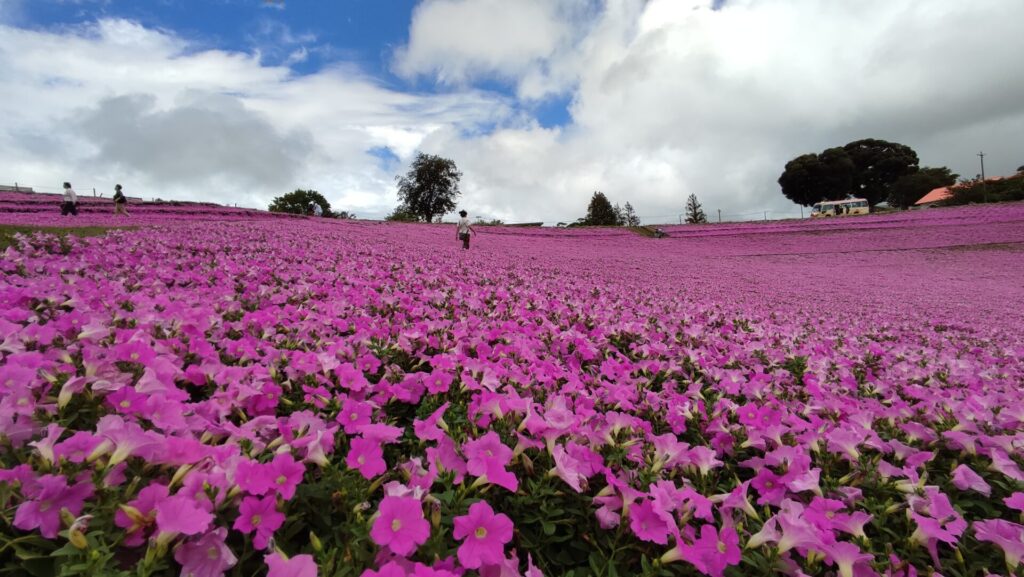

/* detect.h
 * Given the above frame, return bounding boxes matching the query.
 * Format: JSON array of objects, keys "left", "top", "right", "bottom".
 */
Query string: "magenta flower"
[
  {"left": 174, "top": 528, "right": 238, "bottom": 577},
  {"left": 233, "top": 495, "right": 286, "bottom": 549},
  {"left": 334, "top": 362, "right": 369, "bottom": 392},
  {"left": 236, "top": 458, "right": 273, "bottom": 496},
  {"left": 359, "top": 561, "right": 407, "bottom": 577},
  {"left": 1003, "top": 492, "right": 1024, "bottom": 512},
  {"left": 13, "top": 474, "right": 93, "bottom": 538},
  {"left": 413, "top": 402, "right": 449, "bottom": 442},
  {"left": 370, "top": 496, "right": 430, "bottom": 557},
  {"left": 463, "top": 432, "right": 518, "bottom": 492},
  {"left": 974, "top": 519, "right": 1024, "bottom": 570},
  {"left": 155, "top": 495, "right": 214, "bottom": 537},
  {"left": 452, "top": 500, "right": 514, "bottom": 569},
  {"left": 677, "top": 524, "right": 741, "bottom": 577},
  {"left": 267, "top": 453, "right": 305, "bottom": 500},
  {"left": 114, "top": 482, "right": 169, "bottom": 546},
  {"left": 337, "top": 397, "right": 373, "bottom": 435},
  {"left": 265, "top": 552, "right": 318, "bottom": 577},
  {"left": 347, "top": 436, "right": 387, "bottom": 479},
  {"left": 951, "top": 464, "right": 991, "bottom": 496},
  {"left": 629, "top": 500, "right": 671, "bottom": 545},
  {"left": 824, "top": 541, "right": 874, "bottom": 577}
]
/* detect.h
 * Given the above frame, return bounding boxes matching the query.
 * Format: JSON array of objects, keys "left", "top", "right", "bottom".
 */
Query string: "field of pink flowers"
[{"left": 1, "top": 201, "right": 1023, "bottom": 577}]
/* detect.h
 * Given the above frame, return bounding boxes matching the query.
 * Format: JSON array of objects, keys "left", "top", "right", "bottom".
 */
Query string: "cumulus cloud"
[
  {"left": 0, "top": 18, "right": 511, "bottom": 215},
  {"left": 2, "top": 1, "right": 1023, "bottom": 223},
  {"left": 398, "top": 0, "right": 1024, "bottom": 223},
  {"left": 74, "top": 92, "right": 313, "bottom": 191},
  {"left": 393, "top": 0, "right": 600, "bottom": 97}
]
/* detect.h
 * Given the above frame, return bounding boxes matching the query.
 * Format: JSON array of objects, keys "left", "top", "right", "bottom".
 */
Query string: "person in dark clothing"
[{"left": 113, "top": 184, "right": 129, "bottom": 216}]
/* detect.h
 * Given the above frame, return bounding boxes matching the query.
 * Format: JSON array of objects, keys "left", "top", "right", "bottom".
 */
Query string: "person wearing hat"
[
  {"left": 456, "top": 210, "right": 475, "bottom": 249},
  {"left": 112, "top": 184, "right": 129, "bottom": 216},
  {"left": 60, "top": 182, "right": 78, "bottom": 216}
]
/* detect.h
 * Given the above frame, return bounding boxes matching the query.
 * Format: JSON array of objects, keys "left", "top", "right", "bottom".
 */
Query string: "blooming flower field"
[{"left": 1, "top": 201, "right": 1023, "bottom": 577}]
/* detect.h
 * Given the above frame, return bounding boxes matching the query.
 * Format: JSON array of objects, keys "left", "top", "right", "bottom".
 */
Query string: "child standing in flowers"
[
  {"left": 61, "top": 182, "right": 77, "bottom": 216},
  {"left": 113, "top": 184, "right": 129, "bottom": 216},
  {"left": 456, "top": 209, "right": 475, "bottom": 249}
]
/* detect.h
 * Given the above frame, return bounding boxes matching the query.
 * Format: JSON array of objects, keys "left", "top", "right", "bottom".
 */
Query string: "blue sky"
[{"left": 1, "top": 0, "right": 1022, "bottom": 223}]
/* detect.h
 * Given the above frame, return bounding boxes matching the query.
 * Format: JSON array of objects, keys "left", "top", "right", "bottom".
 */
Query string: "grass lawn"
[{"left": 0, "top": 224, "right": 127, "bottom": 251}]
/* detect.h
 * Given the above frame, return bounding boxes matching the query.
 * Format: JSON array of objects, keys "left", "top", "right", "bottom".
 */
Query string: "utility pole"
[
  {"left": 800, "top": 206, "right": 804, "bottom": 218},
  {"left": 717, "top": 209, "right": 721, "bottom": 223},
  {"left": 764, "top": 211, "right": 768, "bottom": 221},
  {"left": 978, "top": 152, "right": 988, "bottom": 202}
]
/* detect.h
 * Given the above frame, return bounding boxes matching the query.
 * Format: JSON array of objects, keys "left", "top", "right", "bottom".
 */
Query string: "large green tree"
[
  {"left": 583, "top": 192, "right": 619, "bottom": 225},
  {"left": 777, "top": 147, "right": 855, "bottom": 206},
  {"left": 269, "top": 189, "right": 332, "bottom": 216},
  {"left": 843, "top": 139, "right": 920, "bottom": 205},
  {"left": 887, "top": 167, "right": 958, "bottom": 209},
  {"left": 779, "top": 139, "right": 921, "bottom": 207},
  {"left": 395, "top": 152, "right": 462, "bottom": 223}
]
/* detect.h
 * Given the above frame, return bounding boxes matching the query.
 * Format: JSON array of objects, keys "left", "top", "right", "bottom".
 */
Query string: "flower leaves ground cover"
[{"left": 0, "top": 203, "right": 1023, "bottom": 577}]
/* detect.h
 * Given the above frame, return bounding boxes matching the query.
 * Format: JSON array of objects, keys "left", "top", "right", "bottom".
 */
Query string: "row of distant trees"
[
  {"left": 277, "top": 139, "right": 1002, "bottom": 224},
  {"left": 268, "top": 189, "right": 356, "bottom": 219},
  {"left": 777, "top": 138, "right": 961, "bottom": 209},
  {"left": 562, "top": 191, "right": 708, "bottom": 226}
]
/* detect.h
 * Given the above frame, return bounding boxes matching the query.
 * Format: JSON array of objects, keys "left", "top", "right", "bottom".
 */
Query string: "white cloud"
[
  {"left": 2, "top": 1, "right": 1023, "bottom": 224},
  {"left": 398, "top": 0, "right": 1024, "bottom": 223},
  {"left": 0, "top": 18, "right": 511, "bottom": 216},
  {"left": 393, "top": 0, "right": 600, "bottom": 97}
]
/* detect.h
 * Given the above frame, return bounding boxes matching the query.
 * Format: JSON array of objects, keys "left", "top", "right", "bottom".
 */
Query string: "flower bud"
[{"left": 309, "top": 531, "right": 323, "bottom": 552}]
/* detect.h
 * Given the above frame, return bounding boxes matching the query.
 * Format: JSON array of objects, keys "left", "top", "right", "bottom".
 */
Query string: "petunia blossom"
[
  {"left": 370, "top": 496, "right": 431, "bottom": 557},
  {"left": 452, "top": 500, "right": 514, "bottom": 569}
]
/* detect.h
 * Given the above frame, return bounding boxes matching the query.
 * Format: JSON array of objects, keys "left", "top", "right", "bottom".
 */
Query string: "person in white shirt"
[
  {"left": 456, "top": 210, "right": 475, "bottom": 249},
  {"left": 61, "top": 182, "right": 78, "bottom": 216}
]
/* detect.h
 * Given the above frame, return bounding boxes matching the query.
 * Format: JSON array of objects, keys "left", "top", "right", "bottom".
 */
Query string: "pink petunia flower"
[
  {"left": 174, "top": 528, "right": 238, "bottom": 577},
  {"left": 463, "top": 432, "right": 518, "bottom": 492},
  {"left": 155, "top": 494, "right": 214, "bottom": 537},
  {"left": 683, "top": 523, "right": 741, "bottom": 577},
  {"left": 370, "top": 496, "right": 431, "bottom": 557},
  {"left": 13, "top": 474, "right": 93, "bottom": 538},
  {"left": 974, "top": 519, "right": 1024, "bottom": 570},
  {"left": 823, "top": 541, "right": 874, "bottom": 577},
  {"left": 233, "top": 495, "right": 286, "bottom": 549},
  {"left": 629, "top": 500, "right": 671, "bottom": 545},
  {"left": 1003, "top": 492, "right": 1024, "bottom": 512},
  {"left": 347, "top": 436, "right": 387, "bottom": 479},
  {"left": 267, "top": 453, "right": 305, "bottom": 500},
  {"left": 265, "top": 551, "right": 318, "bottom": 577},
  {"left": 452, "top": 500, "right": 514, "bottom": 569},
  {"left": 951, "top": 464, "right": 991, "bottom": 496},
  {"left": 413, "top": 402, "right": 449, "bottom": 442},
  {"left": 359, "top": 561, "right": 407, "bottom": 577},
  {"left": 337, "top": 397, "right": 373, "bottom": 435},
  {"left": 114, "top": 482, "right": 169, "bottom": 546}
]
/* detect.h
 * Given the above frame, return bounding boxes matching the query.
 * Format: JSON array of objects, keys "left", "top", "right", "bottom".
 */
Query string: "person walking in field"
[
  {"left": 61, "top": 182, "right": 78, "bottom": 216},
  {"left": 113, "top": 184, "right": 129, "bottom": 216},
  {"left": 456, "top": 210, "right": 475, "bottom": 249}
]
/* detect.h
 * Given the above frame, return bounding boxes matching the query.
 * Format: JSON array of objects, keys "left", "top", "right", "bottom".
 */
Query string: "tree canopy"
[
  {"left": 779, "top": 139, "right": 920, "bottom": 206},
  {"left": 583, "top": 192, "right": 619, "bottom": 226},
  {"left": 843, "top": 139, "right": 920, "bottom": 205},
  {"left": 685, "top": 193, "right": 708, "bottom": 224},
  {"left": 269, "top": 189, "right": 332, "bottom": 217},
  {"left": 887, "top": 167, "right": 958, "bottom": 209},
  {"left": 395, "top": 152, "right": 462, "bottom": 223},
  {"left": 777, "top": 148, "right": 855, "bottom": 206}
]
